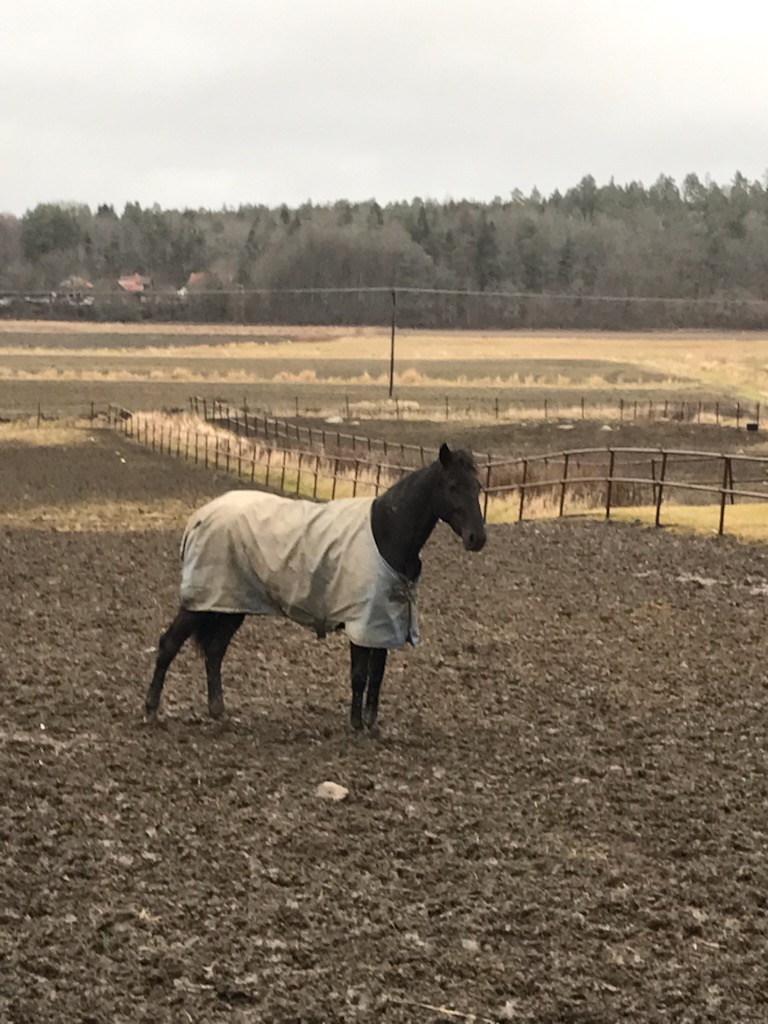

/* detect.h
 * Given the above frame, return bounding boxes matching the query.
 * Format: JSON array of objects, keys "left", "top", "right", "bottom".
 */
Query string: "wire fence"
[
  {"left": 190, "top": 393, "right": 761, "bottom": 430},
  {"left": 4, "top": 284, "right": 768, "bottom": 330}
]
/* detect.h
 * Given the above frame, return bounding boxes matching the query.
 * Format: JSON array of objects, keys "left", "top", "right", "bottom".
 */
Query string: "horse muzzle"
[{"left": 462, "top": 525, "right": 487, "bottom": 552}]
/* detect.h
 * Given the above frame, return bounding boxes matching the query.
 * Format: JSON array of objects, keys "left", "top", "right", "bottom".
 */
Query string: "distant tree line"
[{"left": 2, "top": 172, "right": 768, "bottom": 329}]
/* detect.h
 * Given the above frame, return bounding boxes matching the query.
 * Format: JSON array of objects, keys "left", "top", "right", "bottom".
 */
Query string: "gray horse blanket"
[{"left": 179, "top": 490, "right": 419, "bottom": 649}]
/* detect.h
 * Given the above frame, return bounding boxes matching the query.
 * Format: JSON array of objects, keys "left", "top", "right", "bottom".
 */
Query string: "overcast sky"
[{"left": 2, "top": 0, "right": 766, "bottom": 216}]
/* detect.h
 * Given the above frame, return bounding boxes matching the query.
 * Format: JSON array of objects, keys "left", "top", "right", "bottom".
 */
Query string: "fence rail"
[
  {"left": 110, "top": 406, "right": 768, "bottom": 537},
  {"left": 111, "top": 408, "right": 410, "bottom": 501},
  {"left": 481, "top": 445, "right": 768, "bottom": 532}
]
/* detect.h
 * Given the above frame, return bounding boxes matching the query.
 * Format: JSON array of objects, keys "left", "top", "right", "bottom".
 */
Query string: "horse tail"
[
  {"left": 188, "top": 612, "right": 219, "bottom": 658},
  {"left": 188, "top": 611, "right": 245, "bottom": 658}
]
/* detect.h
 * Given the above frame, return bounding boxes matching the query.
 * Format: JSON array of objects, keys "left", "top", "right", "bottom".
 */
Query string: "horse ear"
[{"left": 439, "top": 442, "right": 452, "bottom": 468}]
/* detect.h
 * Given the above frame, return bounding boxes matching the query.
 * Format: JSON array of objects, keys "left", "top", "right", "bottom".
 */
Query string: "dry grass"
[
  {"left": 486, "top": 492, "right": 768, "bottom": 542},
  {"left": 0, "top": 498, "right": 193, "bottom": 531},
  {"left": 2, "top": 321, "right": 767, "bottom": 389},
  {"left": 0, "top": 419, "right": 93, "bottom": 445},
  {"left": 123, "top": 411, "right": 389, "bottom": 502},
  {"left": 601, "top": 502, "right": 768, "bottom": 542}
]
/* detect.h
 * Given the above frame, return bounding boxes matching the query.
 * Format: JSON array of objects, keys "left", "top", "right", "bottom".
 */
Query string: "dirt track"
[{"left": 2, "top": 434, "right": 767, "bottom": 1023}]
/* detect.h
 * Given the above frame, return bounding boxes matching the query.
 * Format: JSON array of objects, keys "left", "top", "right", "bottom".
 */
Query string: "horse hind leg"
[
  {"left": 196, "top": 612, "right": 245, "bottom": 719},
  {"left": 145, "top": 608, "right": 199, "bottom": 716}
]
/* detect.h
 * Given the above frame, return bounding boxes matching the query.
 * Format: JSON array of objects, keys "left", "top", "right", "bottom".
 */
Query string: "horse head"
[{"left": 436, "top": 443, "right": 487, "bottom": 552}]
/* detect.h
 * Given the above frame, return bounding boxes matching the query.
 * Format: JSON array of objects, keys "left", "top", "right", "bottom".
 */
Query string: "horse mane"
[{"left": 375, "top": 447, "right": 479, "bottom": 508}]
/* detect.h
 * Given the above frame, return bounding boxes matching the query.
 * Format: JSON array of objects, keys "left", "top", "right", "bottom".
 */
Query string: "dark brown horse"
[{"left": 145, "top": 443, "right": 486, "bottom": 730}]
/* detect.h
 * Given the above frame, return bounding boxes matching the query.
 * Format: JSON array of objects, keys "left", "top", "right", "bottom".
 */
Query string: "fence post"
[
  {"left": 90, "top": 401, "right": 95, "bottom": 425},
  {"left": 445, "top": 396, "right": 449, "bottom": 420},
  {"left": 736, "top": 402, "right": 741, "bottom": 429},
  {"left": 243, "top": 399, "right": 249, "bottom": 437},
  {"left": 619, "top": 399, "right": 624, "bottom": 422},
  {"left": 654, "top": 452, "right": 667, "bottom": 527},
  {"left": 544, "top": 398, "right": 548, "bottom": 421},
  {"left": 495, "top": 396, "right": 500, "bottom": 420},
  {"left": 352, "top": 460, "right": 360, "bottom": 497},
  {"left": 295, "top": 452, "right": 303, "bottom": 495},
  {"left": 718, "top": 456, "right": 731, "bottom": 535},
  {"left": 559, "top": 453, "right": 570, "bottom": 517},
  {"left": 345, "top": 395, "right": 350, "bottom": 420},
  {"left": 280, "top": 449, "right": 288, "bottom": 491},
  {"left": 581, "top": 396, "right": 585, "bottom": 420},
  {"left": 37, "top": 403, "right": 42, "bottom": 427},
  {"left": 331, "top": 457, "right": 339, "bottom": 500},
  {"left": 202, "top": 397, "right": 208, "bottom": 421},
  {"left": 518, "top": 459, "right": 528, "bottom": 522},
  {"left": 483, "top": 458, "right": 492, "bottom": 521},
  {"left": 375, "top": 463, "right": 382, "bottom": 496},
  {"left": 205, "top": 434, "right": 209, "bottom": 469},
  {"left": 605, "top": 449, "right": 616, "bottom": 519}
]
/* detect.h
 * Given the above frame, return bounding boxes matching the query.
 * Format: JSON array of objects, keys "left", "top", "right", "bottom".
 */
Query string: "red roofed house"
[{"left": 118, "top": 273, "right": 152, "bottom": 293}]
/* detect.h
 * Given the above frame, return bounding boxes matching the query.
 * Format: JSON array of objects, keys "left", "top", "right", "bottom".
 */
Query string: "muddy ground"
[{"left": 1, "top": 434, "right": 767, "bottom": 1023}]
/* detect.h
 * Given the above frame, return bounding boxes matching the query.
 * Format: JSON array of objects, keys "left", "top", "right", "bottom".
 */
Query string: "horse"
[{"left": 145, "top": 442, "right": 487, "bottom": 730}]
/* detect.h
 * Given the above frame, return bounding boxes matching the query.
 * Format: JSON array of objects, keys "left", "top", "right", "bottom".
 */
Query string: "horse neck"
[{"left": 371, "top": 463, "right": 440, "bottom": 580}]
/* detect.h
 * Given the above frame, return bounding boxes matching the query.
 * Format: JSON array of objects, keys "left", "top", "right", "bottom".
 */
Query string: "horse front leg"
[
  {"left": 350, "top": 643, "right": 370, "bottom": 731},
  {"left": 145, "top": 608, "right": 198, "bottom": 717},
  {"left": 363, "top": 648, "right": 388, "bottom": 730}
]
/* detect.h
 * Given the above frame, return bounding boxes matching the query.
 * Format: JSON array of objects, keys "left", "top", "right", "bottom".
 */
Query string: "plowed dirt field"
[{"left": 1, "top": 434, "right": 767, "bottom": 1023}]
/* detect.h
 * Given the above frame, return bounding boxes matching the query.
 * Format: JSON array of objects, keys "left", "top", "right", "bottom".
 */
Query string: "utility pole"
[{"left": 389, "top": 289, "right": 397, "bottom": 398}]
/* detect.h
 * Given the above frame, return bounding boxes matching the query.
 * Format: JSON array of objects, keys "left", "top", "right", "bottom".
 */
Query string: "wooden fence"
[
  {"left": 111, "top": 409, "right": 410, "bottom": 501},
  {"left": 112, "top": 406, "right": 768, "bottom": 536},
  {"left": 483, "top": 446, "right": 768, "bottom": 533},
  {"left": 191, "top": 396, "right": 437, "bottom": 468}
]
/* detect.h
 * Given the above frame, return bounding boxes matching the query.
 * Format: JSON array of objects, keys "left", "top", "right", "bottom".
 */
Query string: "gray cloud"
[{"left": 2, "top": 0, "right": 767, "bottom": 215}]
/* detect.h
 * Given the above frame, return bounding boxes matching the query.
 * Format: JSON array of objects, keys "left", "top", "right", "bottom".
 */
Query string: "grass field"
[
  {"left": 2, "top": 320, "right": 768, "bottom": 540},
  {"left": 2, "top": 321, "right": 767, "bottom": 395},
  {"left": 1, "top": 320, "right": 762, "bottom": 424}
]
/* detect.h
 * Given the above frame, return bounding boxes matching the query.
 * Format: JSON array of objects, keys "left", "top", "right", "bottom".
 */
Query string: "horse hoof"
[
  {"left": 363, "top": 710, "right": 378, "bottom": 729},
  {"left": 208, "top": 699, "right": 226, "bottom": 720}
]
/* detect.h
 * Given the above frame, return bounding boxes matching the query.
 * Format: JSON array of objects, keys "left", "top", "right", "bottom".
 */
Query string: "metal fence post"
[
  {"left": 559, "top": 453, "right": 570, "bottom": 517},
  {"left": 654, "top": 451, "right": 667, "bottom": 527},
  {"left": 718, "top": 456, "right": 731, "bottom": 535},
  {"left": 518, "top": 459, "right": 528, "bottom": 522},
  {"left": 605, "top": 449, "right": 616, "bottom": 519}
]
